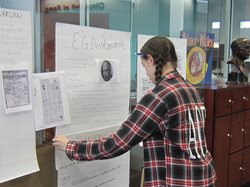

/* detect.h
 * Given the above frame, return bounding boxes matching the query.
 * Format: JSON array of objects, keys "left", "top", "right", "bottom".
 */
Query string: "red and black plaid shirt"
[{"left": 66, "top": 71, "right": 216, "bottom": 187}]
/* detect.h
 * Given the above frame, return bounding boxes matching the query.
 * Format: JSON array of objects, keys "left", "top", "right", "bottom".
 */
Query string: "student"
[{"left": 53, "top": 36, "right": 216, "bottom": 187}]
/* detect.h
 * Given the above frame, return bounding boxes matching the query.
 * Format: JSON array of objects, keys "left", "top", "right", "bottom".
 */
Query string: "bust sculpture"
[{"left": 227, "top": 38, "right": 250, "bottom": 84}]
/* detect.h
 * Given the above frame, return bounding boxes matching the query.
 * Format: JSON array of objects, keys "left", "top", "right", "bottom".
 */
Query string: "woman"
[{"left": 53, "top": 36, "right": 216, "bottom": 187}]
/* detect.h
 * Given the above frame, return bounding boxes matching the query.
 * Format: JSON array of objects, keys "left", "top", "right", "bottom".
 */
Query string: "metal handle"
[
  {"left": 243, "top": 97, "right": 249, "bottom": 101},
  {"left": 240, "top": 167, "right": 245, "bottom": 171},
  {"left": 242, "top": 129, "right": 247, "bottom": 133},
  {"left": 227, "top": 133, "right": 232, "bottom": 138}
]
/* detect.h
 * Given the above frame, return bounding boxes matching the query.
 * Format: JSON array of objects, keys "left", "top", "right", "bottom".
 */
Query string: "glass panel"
[
  {"left": 183, "top": 0, "right": 195, "bottom": 32},
  {"left": 232, "top": 0, "right": 250, "bottom": 78},
  {"left": 194, "top": 0, "right": 208, "bottom": 32},
  {"left": 192, "top": 0, "right": 227, "bottom": 81},
  {"left": 40, "top": 0, "right": 80, "bottom": 142},
  {"left": 132, "top": 0, "right": 171, "bottom": 108},
  {"left": 207, "top": 0, "right": 226, "bottom": 79},
  {"left": 87, "top": 0, "right": 131, "bottom": 32},
  {"left": 132, "top": 0, "right": 200, "bottom": 88},
  {"left": 85, "top": 0, "right": 136, "bottom": 102},
  {"left": 36, "top": 0, "right": 229, "bottom": 144},
  {"left": 232, "top": 0, "right": 250, "bottom": 39},
  {"left": 41, "top": 0, "right": 80, "bottom": 72}
]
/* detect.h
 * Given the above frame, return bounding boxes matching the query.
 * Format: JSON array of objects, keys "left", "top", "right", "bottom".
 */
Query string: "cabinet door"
[
  {"left": 228, "top": 151, "right": 243, "bottom": 187},
  {"left": 215, "top": 90, "right": 232, "bottom": 117},
  {"left": 232, "top": 87, "right": 246, "bottom": 113},
  {"left": 214, "top": 116, "right": 231, "bottom": 187},
  {"left": 245, "top": 87, "right": 250, "bottom": 110},
  {"left": 242, "top": 147, "right": 250, "bottom": 185},
  {"left": 230, "top": 112, "right": 244, "bottom": 154},
  {"left": 203, "top": 89, "right": 214, "bottom": 153},
  {"left": 244, "top": 110, "right": 250, "bottom": 147}
]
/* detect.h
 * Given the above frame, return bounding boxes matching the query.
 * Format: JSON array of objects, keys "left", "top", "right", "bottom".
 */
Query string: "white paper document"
[
  {"left": 0, "top": 9, "right": 32, "bottom": 66},
  {"left": 137, "top": 34, "right": 187, "bottom": 100},
  {"left": 58, "top": 153, "right": 129, "bottom": 187},
  {"left": 0, "top": 111, "right": 39, "bottom": 183},
  {"left": 56, "top": 126, "right": 130, "bottom": 187},
  {"left": 32, "top": 72, "right": 71, "bottom": 131},
  {"left": 0, "top": 8, "right": 39, "bottom": 183},
  {"left": 169, "top": 37, "right": 187, "bottom": 79},
  {"left": 55, "top": 24, "right": 131, "bottom": 187},
  {"left": 55, "top": 23, "right": 131, "bottom": 135},
  {"left": 0, "top": 64, "right": 32, "bottom": 113}
]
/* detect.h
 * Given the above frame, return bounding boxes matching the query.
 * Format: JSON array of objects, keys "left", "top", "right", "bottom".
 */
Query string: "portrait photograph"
[{"left": 96, "top": 59, "right": 120, "bottom": 83}]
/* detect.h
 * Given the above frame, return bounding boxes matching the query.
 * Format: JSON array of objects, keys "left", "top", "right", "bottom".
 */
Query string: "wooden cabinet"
[
  {"left": 214, "top": 87, "right": 246, "bottom": 117},
  {"left": 232, "top": 87, "right": 246, "bottom": 113},
  {"left": 230, "top": 112, "right": 244, "bottom": 154},
  {"left": 244, "top": 110, "right": 250, "bottom": 147},
  {"left": 245, "top": 87, "right": 250, "bottom": 109},
  {"left": 214, "top": 90, "right": 232, "bottom": 117},
  {"left": 213, "top": 116, "right": 230, "bottom": 187},
  {"left": 199, "top": 84, "right": 250, "bottom": 187},
  {"left": 228, "top": 151, "right": 242, "bottom": 187},
  {"left": 228, "top": 146, "right": 250, "bottom": 187},
  {"left": 242, "top": 147, "right": 250, "bottom": 185}
]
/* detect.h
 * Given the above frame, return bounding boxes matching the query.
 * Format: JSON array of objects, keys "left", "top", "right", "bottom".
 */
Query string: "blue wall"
[
  {"left": 136, "top": 0, "right": 160, "bottom": 35},
  {"left": 0, "top": 0, "right": 34, "bottom": 10},
  {"left": 184, "top": 0, "right": 195, "bottom": 32},
  {"left": 90, "top": 0, "right": 165, "bottom": 82},
  {"left": 89, "top": 0, "right": 131, "bottom": 32},
  {"left": 159, "top": 0, "right": 170, "bottom": 36}
]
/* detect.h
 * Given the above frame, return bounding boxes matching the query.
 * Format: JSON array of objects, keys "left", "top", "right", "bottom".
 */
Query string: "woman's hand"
[{"left": 52, "top": 136, "right": 70, "bottom": 151}]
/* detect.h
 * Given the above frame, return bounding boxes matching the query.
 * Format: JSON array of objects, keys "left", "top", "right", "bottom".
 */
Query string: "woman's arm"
[{"left": 53, "top": 92, "right": 167, "bottom": 161}]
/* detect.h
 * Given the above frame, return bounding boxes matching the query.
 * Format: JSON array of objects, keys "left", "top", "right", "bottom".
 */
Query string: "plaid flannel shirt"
[{"left": 66, "top": 71, "right": 216, "bottom": 187}]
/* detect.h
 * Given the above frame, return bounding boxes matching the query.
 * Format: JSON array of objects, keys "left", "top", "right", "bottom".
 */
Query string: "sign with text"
[
  {"left": 55, "top": 23, "right": 130, "bottom": 135},
  {"left": 181, "top": 31, "right": 214, "bottom": 85},
  {"left": 0, "top": 8, "right": 39, "bottom": 183},
  {"left": 55, "top": 23, "right": 131, "bottom": 187}
]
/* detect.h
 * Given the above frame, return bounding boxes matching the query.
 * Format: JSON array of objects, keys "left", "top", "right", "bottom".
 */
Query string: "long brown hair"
[{"left": 140, "top": 36, "right": 178, "bottom": 83}]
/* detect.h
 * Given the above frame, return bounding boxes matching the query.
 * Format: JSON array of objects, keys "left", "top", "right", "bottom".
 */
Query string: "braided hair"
[
  {"left": 140, "top": 36, "right": 178, "bottom": 83},
  {"left": 154, "top": 54, "right": 164, "bottom": 82}
]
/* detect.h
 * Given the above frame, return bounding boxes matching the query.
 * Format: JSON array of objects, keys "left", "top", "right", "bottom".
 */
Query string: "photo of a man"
[{"left": 101, "top": 60, "right": 113, "bottom": 82}]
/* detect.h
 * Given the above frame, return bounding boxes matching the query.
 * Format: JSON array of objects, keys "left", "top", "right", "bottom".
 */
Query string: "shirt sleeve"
[{"left": 65, "top": 93, "right": 167, "bottom": 161}]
